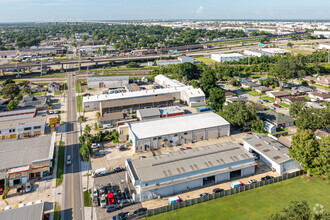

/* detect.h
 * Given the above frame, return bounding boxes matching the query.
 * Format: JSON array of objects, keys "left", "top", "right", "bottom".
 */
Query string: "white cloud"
[{"left": 195, "top": 6, "right": 204, "bottom": 14}]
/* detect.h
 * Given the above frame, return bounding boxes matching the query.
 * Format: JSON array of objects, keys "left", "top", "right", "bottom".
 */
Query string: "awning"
[{"left": 7, "top": 165, "right": 30, "bottom": 174}]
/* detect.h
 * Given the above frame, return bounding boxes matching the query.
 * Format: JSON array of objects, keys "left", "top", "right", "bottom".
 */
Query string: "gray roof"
[
  {"left": 137, "top": 108, "right": 160, "bottom": 118},
  {"left": 242, "top": 134, "right": 292, "bottom": 164},
  {"left": 0, "top": 116, "right": 46, "bottom": 130},
  {"left": 254, "top": 86, "right": 272, "bottom": 92},
  {"left": 291, "top": 86, "right": 313, "bottom": 93},
  {"left": 0, "top": 203, "right": 43, "bottom": 220},
  {"left": 257, "top": 110, "right": 294, "bottom": 126},
  {"left": 129, "top": 142, "right": 253, "bottom": 182},
  {"left": 87, "top": 76, "right": 129, "bottom": 82},
  {"left": 0, "top": 133, "right": 55, "bottom": 171},
  {"left": 99, "top": 112, "right": 124, "bottom": 122},
  {"left": 269, "top": 91, "right": 291, "bottom": 97}
]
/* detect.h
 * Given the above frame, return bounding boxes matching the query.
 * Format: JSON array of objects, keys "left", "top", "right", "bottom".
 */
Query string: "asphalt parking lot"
[{"left": 93, "top": 171, "right": 143, "bottom": 220}]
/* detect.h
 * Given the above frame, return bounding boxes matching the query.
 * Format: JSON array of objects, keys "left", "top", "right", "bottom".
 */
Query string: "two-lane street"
[{"left": 62, "top": 72, "right": 84, "bottom": 220}]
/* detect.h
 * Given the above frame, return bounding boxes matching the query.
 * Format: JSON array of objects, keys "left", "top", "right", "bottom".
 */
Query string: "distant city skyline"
[{"left": 0, "top": 0, "right": 329, "bottom": 22}]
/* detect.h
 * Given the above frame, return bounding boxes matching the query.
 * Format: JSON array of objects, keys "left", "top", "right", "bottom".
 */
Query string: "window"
[
  {"left": 174, "top": 134, "right": 177, "bottom": 137},
  {"left": 34, "top": 126, "right": 41, "bottom": 129},
  {"left": 158, "top": 137, "right": 161, "bottom": 140},
  {"left": 153, "top": 138, "right": 157, "bottom": 140},
  {"left": 184, "top": 132, "right": 188, "bottom": 135},
  {"left": 24, "top": 127, "right": 32, "bottom": 131}
]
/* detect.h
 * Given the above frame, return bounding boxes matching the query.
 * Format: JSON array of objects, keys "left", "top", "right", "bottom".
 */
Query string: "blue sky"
[{"left": 0, "top": 0, "right": 329, "bottom": 22}]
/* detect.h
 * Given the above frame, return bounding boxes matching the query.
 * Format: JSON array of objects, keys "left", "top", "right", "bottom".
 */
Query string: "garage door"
[
  {"left": 10, "top": 134, "right": 17, "bottom": 139},
  {"left": 174, "top": 182, "right": 187, "bottom": 193},
  {"left": 187, "top": 179, "right": 202, "bottom": 189},
  {"left": 220, "top": 129, "right": 228, "bottom": 137},
  {"left": 207, "top": 128, "right": 218, "bottom": 139},
  {"left": 194, "top": 131, "right": 205, "bottom": 141},
  {"left": 156, "top": 186, "right": 173, "bottom": 197}
]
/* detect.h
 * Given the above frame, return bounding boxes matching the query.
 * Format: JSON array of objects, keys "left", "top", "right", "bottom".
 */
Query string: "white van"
[
  {"left": 66, "top": 155, "right": 72, "bottom": 166},
  {"left": 92, "top": 168, "right": 106, "bottom": 178}
]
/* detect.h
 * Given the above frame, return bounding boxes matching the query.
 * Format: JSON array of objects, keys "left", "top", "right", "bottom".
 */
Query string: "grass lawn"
[
  {"left": 304, "top": 96, "right": 312, "bottom": 101},
  {"left": 33, "top": 91, "right": 47, "bottom": 96},
  {"left": 261, "top": 96, "right": 276, "bottom": 103},
  {"left": 248, "top": 91, "right": 261, "bottom": 96},
  {"left": 76, "top": 95, "right": 83, "bottom": 112},
  {"left": 314, "top": 84, "right": 330, "bottom": 92},
  {"left": 54, "top": 202, "right": 61, "bottom": 220},
  {"left": 284, "top": 48, "right": 313, "bottom": 55},
  {"left": 273, "top": 127, "right": 288, "bottom": 136},
  {"left": 146, "top": 176, "right": 330, "bottom": 220},
  {"left": 56, "top": 145, "right": 65, "bottom": 187},
  {"left": 54, "top": 90, "right": 66, "bottom": 95},
  {"left": 84, "top": 189, "right": 92, "bottom": 207},
  {"left": 195, "top": 57, "right": 218, "bottom": 65},
  {"left": 249, "top": 74, "right": 268, "bottom": 79},
  {"left": 278, "top": 102, "right": 291, "bottom": 108}
]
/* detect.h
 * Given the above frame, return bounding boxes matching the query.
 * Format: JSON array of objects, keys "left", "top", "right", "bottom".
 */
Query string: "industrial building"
[
  {"left": 260, "top": 48, "right": 290, "bottom": 56},
  {"left": 119, "top": 112, "right": 230, "bottom": 153},
  {"left": 0, "top": 108, "right": 36, "bottom": 122},
  {"left": 100, "top": 95, "right": 174, "bottom": 114},
  {"left": 83, "top": 75, "right": 206, "bottom": 110},
  {"left": 156, "top": 56, "right": 195, "bottom": 66},
  {"left": 0, "top": 203, "right": 44, "bottom": 220},
  {"left": 125, "top": 142, "right": 256, "bottom": 202},
  {"left": 242, "top": 134, "right": 301, "bottom": 174},
  {"left": 87, "top": 76, "right": 129, "bottom": 89},
  {"left": 210, "top": 53, "right": 244, "bottom": 62},
  {"left": 244, "top": 49, "right": 274, "bottom": 57},
  {"left": 0, "top": 133, "right": 55, "bottom": 187},
  {"left": 0, "top": 116, "right": 46, "bottom": 140},
  {"left": 136, "top": 106, "right": 184, "bottom": 121}
]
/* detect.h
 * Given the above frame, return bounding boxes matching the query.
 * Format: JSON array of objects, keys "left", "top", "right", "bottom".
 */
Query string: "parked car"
[
  {"left": 92, "top": 188, "right": 99, "bottom": 197},
  {"left": 116, "top": 191, "right": 123, "bottom": 202},
  {"left": 103, "top": 124, "right": 113, "bottom": 129},
  {"left": 114, "top": 167, "right": 124, "bottom": 173},
  {"left": 100, "top": 194, "right": 107, "bottom": 208},
  {"left": 92, "top": 168, "right": 107, "bottom": 178},
  {"left": 108, "top": 192, "right": 115, "bottom": 205},
  {"left": 273, "top": 103, "right": 280, "bottom": 108},
  {"left": 4, "top": 206, "right": 11, "bottom": 211},
  {"left": 93, "top": 196, "right": 99, "bottom": 206},
  {"left": 54, "top": 109, "right": 58, "bottom": 114},
  {"left": 139, "top": 156, "right": 146, "bottom": 159},
  {"left": 179, "top": 148, "right": 185, "bottom": 151},
  {"left": 261, "top": 176, "right": 273, "bottom": 181},
  {"left": 257, "top": 100, "right": 263, "bottom": 104},
  {"left": 66, "top": 155, "right": 72, "bottom": 166},
  {"left": 212, "top": 188, "right": 224, "bottom": 193},
  {"left": 48, "top": 109, "right": 54, "bottom": 114},
  {"left": 263, "top": 99, "right": 269, "bottom": 103},
  {"left": 133, "top": 208, "right": 147, "bottom": 216},
  {"left": 199, "top": 193, "right": 209, "bottom": 197},
  {"left": 112, "top": 212, "right": 129, "bottom": 220},
  {"left": 98, "top": 184, "right": 106, "bottom": 194},
  {"left": 248, "top": 179, "right": 259, "bottom": 184},
  {"left": 91, "top": 143, "right": 101, "bottom": 149},
  {"left": 120, "top": 200, "right": 131, "bottom": 208},
  {"left": 26, "top": 202, "right": 33, "bottom": 206},
  {"left": 107, "top": 184, "right": 112, "bottom": 193},
  {"left": 119, "top": 146, "right": 127, "bottom": 151},
  {"left": 106, "top": 204, "right": 119, "bottom": 213},
  {"left": 124, "top": 188, "right": 130, "bottom": 199},
  {"left": 185, "top": 147, "right": 192, "bottom": 150},
  {"left": 18, "top": 203, "right": 25, "bottom": 208}
]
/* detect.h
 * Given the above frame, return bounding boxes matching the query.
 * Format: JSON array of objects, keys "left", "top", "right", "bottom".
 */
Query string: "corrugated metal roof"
[
  {"left": 129, "top": 142, "right": 253, "bottom": 182},
  {"left": 0, "top": 203, "right": 43, "bottom": 220}
]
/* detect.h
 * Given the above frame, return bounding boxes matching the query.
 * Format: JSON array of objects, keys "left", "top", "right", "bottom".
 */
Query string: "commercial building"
[
  {"left": 156, "top": 56, "right": 195, "bottom": 66},
  {"left": 318, "top": 43, "right": 330, "bottom": 50},
  {"left": 0, "top": 133, "right": 55, "bottom": 187},
  {"left": 211, "top": 53, "right": 244, "bottom": 62},
  {"left": 0, "top": 116, "right": 46, "bottom": 140},
  {"left": 124, "top": 83, "right": 141, "bottom": 92},
  {"left": 159, "top": 106, "right": 184, "bottom": 118},
  {"left": 100, "top": 95, "right": 174, "bottom": 114},
  {"left": 126, "top": 142, "right": 255, "bottom": 202},
  {"left": 121, "top": 112, "right": 230, "bottom": 153},
  {"left": 314, "top": 31, "right": 330, "bottom": 39},
  {"left": 84, "top": 75, "right": 206, "bottom": 110},
  {"left": 260, "top": 48, "right": 290, "bottom": 56},
  {"left": 0, "top": 203, "right": 44, "bottom": 220},
  {"left": 87, "top": 76, "right": 129, "bottom": 89},
  {"left": 137, "top": 106, "right": 184, "bottom": 121},
  {"left": 155, "top": 74, "right": 185, "bottom": 88},
  {"left": 242, "top": 134, "right": 301, "bottom": 174},
  {"left": 98, "top": 112, "right": 124, "bottom": 127},
  {"left": 243, "top": 50, "right": 274, "bottom": 57},
  {"left": 0, "top": 108, "right": 36, "bottom": 122}
]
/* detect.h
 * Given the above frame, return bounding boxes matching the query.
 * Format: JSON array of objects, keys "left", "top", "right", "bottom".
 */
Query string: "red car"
[
  {"left": 273, "top": 104, "right": 280, "bottom": 108},
  {"left": 185, "top": 147, "right": 192, "bottom": 150},
  {"left": 108, "top": 192, "right": 115, "bottom": 205}
]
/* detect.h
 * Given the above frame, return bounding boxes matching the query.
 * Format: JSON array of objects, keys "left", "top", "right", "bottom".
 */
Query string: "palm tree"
[{"left": 84, "top": 125, "right": 91, "bottom": 135}]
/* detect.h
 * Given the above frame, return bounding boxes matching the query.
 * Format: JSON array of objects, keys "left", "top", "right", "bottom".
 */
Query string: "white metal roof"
[
  {"left": 217, "top": 53, "right": 244, "bottom": 58},
  {"left": 129, "top": 112, "right": 230, "bottom": 139},
  {"left": 87, "top": 75, "right": 129, "bottom": 82}
]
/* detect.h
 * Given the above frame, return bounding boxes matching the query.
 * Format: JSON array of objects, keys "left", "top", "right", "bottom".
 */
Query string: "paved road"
[{"left": 62, "top": 72, "right": 84, "bottom": 220}]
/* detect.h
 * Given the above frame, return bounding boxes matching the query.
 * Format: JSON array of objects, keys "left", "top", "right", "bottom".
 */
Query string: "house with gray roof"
[{"left": 257, "top": 110, "right": 294, "bottom": 128}]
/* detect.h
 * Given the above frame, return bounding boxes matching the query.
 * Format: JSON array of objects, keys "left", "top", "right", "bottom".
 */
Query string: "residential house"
[
  {"left": 308, "top": 91, "right": 330, "bottom": 102},
  {"left": 263, "top": 120, "right": 277, "bottom": 133},
  {"left": 28, "top": 83, "right": 47, "bottom": 93},
  {"left": 267, "top": 91, "right": 291, "bottom": 100},
  {"left": 283, "top": 96, "right": 308, "bottom": 105},
  {"left": 315, "top": 129, "right": 329, "bottom": 140},
  {"left": 315, "top": 75, "right": 330, "bottom": 87},
  {"left": 48, "top": 82, "right": 60, "bottom": 92},
  {"left": 124, "top": 83, "right": 141, "bottom": 92},
  {"left": 306, "top": 102, "right": 325, "bottom": 109},
  {"left": 277, "top": 136, "right": 292, "bottom": 148},
  {"left": 254, "top": 86, "right": 272, "bottom": 94},
  {"left": 291, "top": 86, "right": 313, "bottom": 95},
  {"left": 19, "top": 94, "right": 51, "bottom": 110},
  {"left": 241, "top": 81, "right": 261, "bottom": 89},
  {"left": 257, "top": 110, "right": 294, "bottom": 128}
]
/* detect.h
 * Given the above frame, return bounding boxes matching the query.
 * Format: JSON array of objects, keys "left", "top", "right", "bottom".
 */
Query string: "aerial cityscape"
[{"left": 0, "top": 1, "right": 329, "bottom": 220}]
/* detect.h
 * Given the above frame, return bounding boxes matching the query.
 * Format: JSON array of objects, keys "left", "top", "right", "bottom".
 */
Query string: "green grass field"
[
  {"left": 248, "top": 91, "right": 261, "bottom": 96},
  {"left": 279, "top": 102, "right": 291, "bottom": 108},
  {"left": 84, "top": 189, "right": 92, "bottom": 207},
  {"left": 146, "top": 176, "right": 330, "bottom": 220},
  {"left": 76, "top": 95, "right": 83, "bottom": 112},
  {"left": 195, "top": 57, "right": 218, "bottom": 65},
  {"left": 56, "top": 145, "right": 65, "bottom": 187},
  {"left": 261, "top": 96, "right": 276, "bottom": 103}
]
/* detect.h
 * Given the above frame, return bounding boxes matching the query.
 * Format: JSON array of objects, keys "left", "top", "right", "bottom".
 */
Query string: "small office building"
[
  {"left": 136, "top": 108, "right": 161, "bottom": 121},
  {"left": 126, "top": 142, "right": 256, "bottom": 202},
  {"left": 87, "top": 76, "right": 129, "bottom": 89},
  {"left": 211, "top": 53, "right": 244, "bottom": 62},
  {"left": 122, "top": 112, "right": 230, "bottom": 153},
  {"left": 98, "top": 112, "right": 124, "bottom": 127},
  {"left": 0, "top": 133, "right": 55, "bottom": 187},
  {"left": 100, "top": 95, "right": 174, "bottom": 114},
  {"left": 242, "top": 134, "right": 301, "bottom": 174}
]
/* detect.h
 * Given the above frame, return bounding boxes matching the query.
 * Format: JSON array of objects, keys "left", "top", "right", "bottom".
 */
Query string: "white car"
[
  {"left": 49, "top": 110, "right": 54, "bottom": 114},
  {"left": 103, "top": 124, "right": 113, "bottom": 129},
  {"left": 18, "top": 203, "right": 25, "bottom": 208},
  {"left": 35, "top": 200, "right": 42, "bottom": 204},
  {"left": 25, "top": 182, "right": 31, "bottom": 192},
  {"left": 91, "top": 143, "right": 101, "bottom": 149},
  {"left": 54, "top": 109, "right": 58, "bottom": 114},
  {"left": 248, "top": 179, "right": 259, "bottom": 184},
  {"left": 4, "top": 206, "right": 11, "bottom": 211},
  {"left": 26, "top": 202, "right": 33, "bottom": 206}
]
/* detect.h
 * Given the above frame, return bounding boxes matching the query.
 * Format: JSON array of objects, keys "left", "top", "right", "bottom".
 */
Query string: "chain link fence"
[{"left": 145, "top": 170, "right": 304, "bottom": 217}]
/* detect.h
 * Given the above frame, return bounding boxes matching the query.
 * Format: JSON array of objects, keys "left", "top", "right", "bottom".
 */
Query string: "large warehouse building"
[
  {"left": 87, "top": 76, "right": 129, "bottom": 89},
  {"left": 119, "top": 112, "right": 230, "bottom": 153},
  {"left": 126, "top": 142, "right": 256, "bottom": 202},
  {"left": 242, "top": 134, "right": 301, "bottom": 174}
]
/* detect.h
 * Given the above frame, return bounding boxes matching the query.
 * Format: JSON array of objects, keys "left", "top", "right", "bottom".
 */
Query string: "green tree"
[
  {"left": 57, "top": 114, "right": 61, "bottom": 124},
  {"left": 82, "top": 35, "right": 88, "bottom": 41},
  {"left": 175, "top": 63, "right": 201, "bottom": 80},
  {"left": 84, "top": 124, "right": 91, "bottom": 135},
  {"left": 191, "top": 80, "right": 199, "bottom": 88},
  {"left": 289, "top": 101, "right": 306, "bottom": 118},
  {"left": 251, "top": 119, "right": 264, "bottom": 133},
  {"left": 6, "top": 99, "right": 19, "bottom": 110},
  {"left": 268, "top": 200, "right": 311, "bottom": 220},
  {"left": 2, "top": 78, "right": 14, "bottom": 86},
  {"left": 289, "top": 130, "right": 319, "bottom": 176},
  {"left": 80, "top": 143, "right": 92, "bottom": 158},
  {"left": 314, "top": 136, "right": 330, "bottom": 182},
  {"left": 287, "top": 42, "right": 294, "bottom": 48},
  {"left": 2, "top": 83, "right": 20, "bottom": 99},
  {"left": 126, "top": 62, "right": 140, "bottom": 68},
  {"left": 199, "top": 70, "right": 217, "bottom": 96},
  {"left": 221, "top": 102, "right": 258, "bottom": 128},
  {"left": 208, "top": 88, "right": 225, "bottom": 112}
]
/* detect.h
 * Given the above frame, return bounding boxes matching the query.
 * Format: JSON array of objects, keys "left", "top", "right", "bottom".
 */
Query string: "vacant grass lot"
[
  {"left": 195, "top": 57, "right": 218, "bottom": 65},
  {"left": 279, "top": 102, "right": 291, "bottom": 108},
  {"left": 146, "top": 176, "right": 329, "bottom": 220},
  {"left": 248, "top": 91, "right": 261, "bottom": 96}
]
